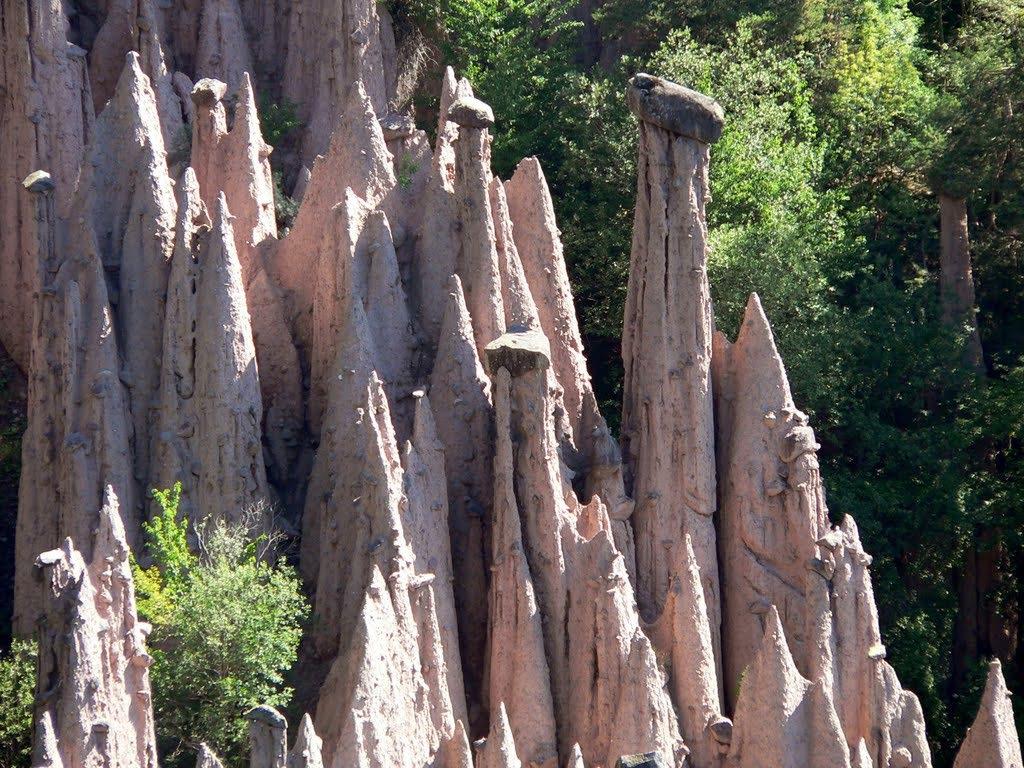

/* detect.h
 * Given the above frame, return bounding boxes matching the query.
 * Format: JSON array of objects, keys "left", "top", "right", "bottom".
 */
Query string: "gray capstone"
[
  {"left": 447, "top": 97, "right": 495, "bottom": 129},
  {"left": 626, "top": 73, "right": 724, "bottom": 144},
  {"left": 380, "top": 113, "right": 416, "bottom": 141},
  {"left": 615, "top": 753, "right": 669, "bottom": 768},
  {"left": 23, "top": 170, "right": 55, "bottom": 194},
  {"left": 191, "top": 78, "right": 228, "bottom": 107},
  {"left": 484, "top": 330, "right": 551, "bottom": 377}
]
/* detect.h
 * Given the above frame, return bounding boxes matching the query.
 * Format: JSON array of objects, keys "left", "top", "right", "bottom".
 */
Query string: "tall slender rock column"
[
  {"left": 189, "top": 73, "right": 303, "bottom": 486},
  {"left": 487, "top": 368, "right": 559, "bottom": 766},
  {"left": 450, "top": 97, "right": 506, "bottom": 360},
  {"left": 32, "top": 488, "right": 159, "bottom": 768},
  {"left": 14, "top": 171, "right": 136, "bottom": 636},
  {"left": 75, "top": 53, "right": 177, "bottom": 512},
  {"left": 0, "top": 0, "right": 93, "bottom": 371},
  {"left": 621, "top": 74, "right": 724, "bottom": 662}
]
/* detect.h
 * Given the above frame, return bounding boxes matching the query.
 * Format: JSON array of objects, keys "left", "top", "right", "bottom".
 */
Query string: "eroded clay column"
[
  {"left": 952, "top": 660, "right": 1023, "bottom": 768},
  {"left": 621, "top": 74, "right": 724, "bottom": 658},
  {"left": 450, "top": 96, "right": 506, "bottom": 360}
]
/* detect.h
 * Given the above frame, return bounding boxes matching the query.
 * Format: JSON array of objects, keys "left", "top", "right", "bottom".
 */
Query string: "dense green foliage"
[
  {"left": 0, "top": 638, "right": 35, "bottom": 768},
  {"left": 133, "top": 485, "right": 308, "bottom": 768},
  {"left": 426, "top": 0, "right": 1024, "bottom": 759}
]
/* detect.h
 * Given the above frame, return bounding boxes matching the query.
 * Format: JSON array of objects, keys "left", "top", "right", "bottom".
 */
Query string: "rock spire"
[
  {"left": 621, "top": 74, "right": 723, "bottom": 685},
  {"left": 953, "top": 660, "right": 1023, "bottom": 768},
  {"left": 33, "top": 487, "right": 158, "bottom": 768}
]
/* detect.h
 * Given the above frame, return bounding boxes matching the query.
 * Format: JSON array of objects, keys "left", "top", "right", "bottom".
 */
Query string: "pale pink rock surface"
[
  {"left": 307, "top": 323, "right": 404, "bottom": 659},
  {"left": 439, "top": 720, "right": 475, "bottom": 768},
  {"left": 314, "top": 490, "right": 458, "bottom": 768},
  {"left": 451, "top": 101, "right": 506, "bottom": 360},
  {"left": 33, "top": 487, "right": 158, "bottom": 768},
  {"left": 193, "top": 195, "right": 270, "bottom": 524},
  {"left": 385, "top": 125, "right": 433, "bottom": 263},
  {"left": 364, "top": 209, "right": 416, "bottom": 436},
  {"left": 488, "top": 332, "right": 573, "bottom": 743},
  {"left": 283, "top": 0, "right": 391, "bottom": 164},
  {"left": 490, "top": 177, "right": 541, "bottom": 332},
  {"left": 429, "top": 276, "right": 495, "bottom": 724},
  {"left": 299, "top": 296, "right": 375, "bottom": 586},
  {"left": 308, "top": 189, "right": 371, "bottom": 433},
  {"left": 869, "top": 661, "right": 933, "bottom": 767},
  {"left": 487, "top": 369, "right": 559, "bottom": 767},
  {"left": 271, "top": 82, "right": 394, "bottom": 408},
  {"left": 402, "top": 394, "right": 470, "bottom": 724},
  {"left": 412, "top": 68, "right": 466, "bottom": 346},
  {"left": 644, "top": 535, "right": 723, "bottom": 767},
  {"left": 488, "top": 330, "right": 683, "bottom": 765},
  {"left": 314, "top": 566, "right": 440, "bottom": 768},
  {"left": 504, "top": 155, "right": 633, "bottom": 556},
  {"left": 288, "top": 714, "right": 324, "bottom": 768},
  {"left": 234, "top": 0, "right": 291, "bottom": 78},
  {"left": 190, "top": 74, "right": 276, "bottom": 281},
  {"left": 306, "top": 193, "right": 412, "bottom": 438},
  {"left": 621, "top": 115, "right": 720, "bottom": 669},
  {"left": 476, "top": 703, "right": 523, "bottom": 768},
  {"left": 14, "top": 175, "right": 136, "bottom": 637},
  {"left": 151, "top": 169, "right": 208, "bottom": 518},
  {"left": 712, "top": 293, "right": 830, "bottom": 703},
  {"left": 0, "top": 0, "right": 92, "bottom": 370},
  {"left": 726, "top": 607, "right": 850, "bottom": 768},
  {"left": 76, "top": 53, "right": 177, "bottom": 513},
  {"left": 307, "top": 360, "right": 462, "bottom": 755},
  {"left": 504, "top": 158, "right": 592, "bottom": 451},
  {"left": 196, "top": 0, "right": 255, "bottom": 94},
  {"left": 184, "top": 73, "right": 301, "bottom": 484},
  {"left": 567, "top": 529, "right": 686, "bottom": 767},
  {"left": 953, "top": 661, "right": 1023, "bottom": 768},
  {"left": 829, "top": 516, "right": 886, "bottom": 746},
  {"left": 88, "top": 0, "right": 184, "bottom": 145}
]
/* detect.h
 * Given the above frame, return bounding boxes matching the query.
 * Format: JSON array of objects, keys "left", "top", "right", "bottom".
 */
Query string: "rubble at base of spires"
[{"left": 6, "top": 6, "right": 1020, "bottom": 768}]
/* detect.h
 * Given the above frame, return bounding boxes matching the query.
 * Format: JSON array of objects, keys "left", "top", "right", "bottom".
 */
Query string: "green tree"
[
  {"left": 0, "top": 638, "right": 36, "bottom": 768},
  {"left": 133, "top": 485, "right": 308, "bottom": 768}
]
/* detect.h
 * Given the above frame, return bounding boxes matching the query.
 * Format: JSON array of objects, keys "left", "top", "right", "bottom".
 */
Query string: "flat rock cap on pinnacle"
[
  {"left": 23, "top": 170, "right": 55, "bottom": 193},
  {"left": 191, "top": 78, "right": 228, "bottom": 106},
  {"left": 380, "top": 113, "right": 416, "bottom": 140},
  {"left": 484, "top": 329, "right": 550, "bottom": 376},
  {"left": 447, "top": 97, "right": 495, "bottom": 129},
  {"left": 245, "top": 705, "right": 287, "bottom": 729},
  {"left": 626, "top": 73, "right": 724, "bottom": 144}
]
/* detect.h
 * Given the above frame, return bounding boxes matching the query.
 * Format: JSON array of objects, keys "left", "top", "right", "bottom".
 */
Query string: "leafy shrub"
[
  {"left": 133, "top": 484, "right": 308, "bottom": 768},
  {"left": 0, "top": 639, "right": 36, "bottom": 768},
  {"left": 257, "top": 95, "right": 301, "bottom": 148},
  {"left": 397, "top": 153, "right": 420, "bottom": 189}
]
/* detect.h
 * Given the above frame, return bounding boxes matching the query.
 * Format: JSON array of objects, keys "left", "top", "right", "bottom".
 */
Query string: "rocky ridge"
[{"left": 0, "top": 6, "right": 1018, "bottom": 768}]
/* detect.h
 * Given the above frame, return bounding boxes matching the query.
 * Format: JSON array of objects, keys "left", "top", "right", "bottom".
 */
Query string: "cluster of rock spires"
[{"left": 1, "top": 2, "right": 1020, "bottom": 767}]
